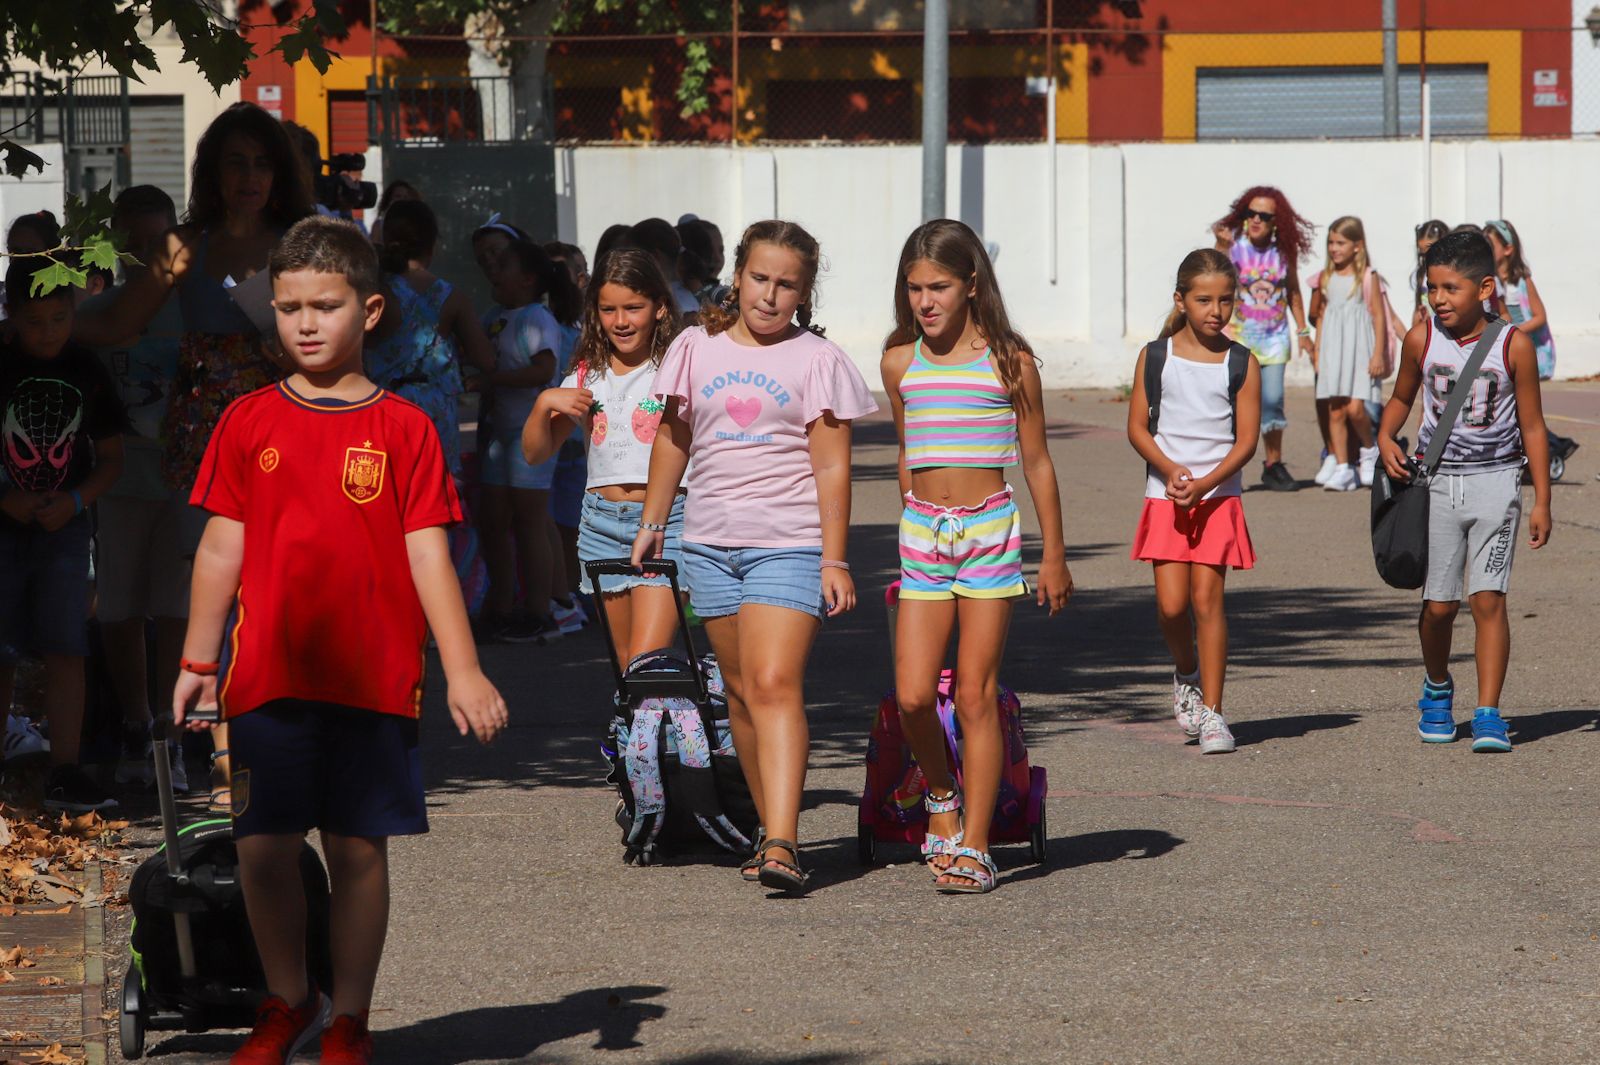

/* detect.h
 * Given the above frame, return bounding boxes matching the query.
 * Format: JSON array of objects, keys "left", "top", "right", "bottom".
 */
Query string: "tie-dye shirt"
[
  {"left": 653, "top": 325, "right": 878, "bottom": 548},
  {"left": 1229, "top": 236, "right": 1293, "bottom": 366}
]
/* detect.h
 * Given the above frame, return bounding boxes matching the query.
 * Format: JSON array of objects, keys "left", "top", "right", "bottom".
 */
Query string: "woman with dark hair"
[
  {"left": 74, "top": 101, "right": 314, "bottom": 811},
  {"left": 1213, "top": 186, "right": 1315, "bottom": 491},
  {"left": 678, "top": 218, "right": 728, "bottom": 307}
]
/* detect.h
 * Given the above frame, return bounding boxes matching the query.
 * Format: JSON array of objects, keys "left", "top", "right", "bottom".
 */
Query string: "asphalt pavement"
[{"left": 105, "top": 383, "right": 1600, "bottom": 1065}]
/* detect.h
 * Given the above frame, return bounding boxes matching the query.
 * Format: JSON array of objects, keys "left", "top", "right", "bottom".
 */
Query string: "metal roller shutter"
[
  {"left": 128, "top": 97, "right": 186, "bottom": 207},
  {"left": 1197, "top": 65, "right": 1487, "bottom": 140}
]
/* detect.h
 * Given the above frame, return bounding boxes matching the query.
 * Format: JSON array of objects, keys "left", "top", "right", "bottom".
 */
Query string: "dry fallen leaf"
[{"left": 36, "top": 975, "right": 65, "bottom": 987}]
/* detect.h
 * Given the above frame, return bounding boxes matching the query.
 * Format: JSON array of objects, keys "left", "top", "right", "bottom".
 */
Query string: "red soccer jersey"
[{"left": 191, "top": 382, "right": 462, "bottom": 720}]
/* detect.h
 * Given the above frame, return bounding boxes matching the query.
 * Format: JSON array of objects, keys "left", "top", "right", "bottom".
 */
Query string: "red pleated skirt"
[{"left": 1130, "top": 496, "right": 1256, "bottom": 569}]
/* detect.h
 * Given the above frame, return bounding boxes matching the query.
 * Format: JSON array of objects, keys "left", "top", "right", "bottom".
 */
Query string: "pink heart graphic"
[{"left": 725, "top": 395, "right": 761, "bottom": 428}]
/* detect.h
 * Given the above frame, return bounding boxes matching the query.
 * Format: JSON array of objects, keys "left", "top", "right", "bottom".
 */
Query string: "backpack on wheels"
[
  {"left": 857, "top": 581, "right": 1048, "bottom": 865},
  {"left": 119, "top": 736, "right": 332, "bottom": 1059},
  {"left": 587, "top": 559, "right": 758, "bottom": 865}
]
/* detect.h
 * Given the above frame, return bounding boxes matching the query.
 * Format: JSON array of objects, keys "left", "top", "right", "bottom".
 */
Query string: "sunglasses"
[{"left": 1243, "top": 209, "right": 1275, "bottom": 224}]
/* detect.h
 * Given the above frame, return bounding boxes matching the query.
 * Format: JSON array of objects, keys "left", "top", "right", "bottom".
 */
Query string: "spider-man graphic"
[{"left": 3, "top": 377, "right": 84, "bottom": 492}]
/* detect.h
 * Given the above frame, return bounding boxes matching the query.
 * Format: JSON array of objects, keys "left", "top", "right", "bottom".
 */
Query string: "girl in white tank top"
[{"left": 1127, "top": 250, "right": 1262, "bottom": 757}]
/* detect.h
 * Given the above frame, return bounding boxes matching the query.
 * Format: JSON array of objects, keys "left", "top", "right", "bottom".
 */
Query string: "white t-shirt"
[
  {"left": 483, "top": 302, "right": 560, "bottom": 436},
  {"left": 561, "top": 360, "right": 663, "bottom": 488},
  {"left": 670, "top": 281, "right": 701, "bottom": 315}
]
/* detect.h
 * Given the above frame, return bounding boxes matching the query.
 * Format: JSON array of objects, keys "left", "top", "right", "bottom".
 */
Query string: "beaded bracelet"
[
  {"left": 640, "top": 521, "right": 668, "bottom": 532},
  {"left": 820, "top": 559, "right": 850, "bottom": 571}
]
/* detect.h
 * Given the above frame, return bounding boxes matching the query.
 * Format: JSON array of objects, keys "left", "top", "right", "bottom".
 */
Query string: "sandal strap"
[
  {"left": 920, "top": 830, "right": 964, "bottom": 860},
  {"left": 949, "top": 846, "right": 997, "bottom": 876},
  {"left": 923, "top": 787, "right": 962, "bottom": 815},
  {"left": 210, "top": 748, "right": 230, "bottom": 761}
]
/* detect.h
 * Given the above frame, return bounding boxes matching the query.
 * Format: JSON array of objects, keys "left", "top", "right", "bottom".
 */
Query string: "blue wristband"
[{"left": 70, "top": 489, "right": 84, "bottom": 515}]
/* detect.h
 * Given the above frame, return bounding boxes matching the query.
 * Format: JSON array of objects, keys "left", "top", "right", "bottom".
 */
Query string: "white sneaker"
[
  {"left": 1323, "top": 465, "right": 1360, "bottom": 492},
  {"left": 550, "top": 598, "right": 587, "bottom": 635},
  {"left": 1312, "top": 451, "right": 1338, "bottom": 485},
  {"left": 1358, "top": 446, "right": 1378, "bottom": 487},
  {"left": 1198, "top": 707, "right": 1236, "bottom": 754},
  {"left": 4, "top": 713, "right": 50, "bottom": 762},
  {"left": 1172, "top": 673, "right": 1204, "bottom": 737}
]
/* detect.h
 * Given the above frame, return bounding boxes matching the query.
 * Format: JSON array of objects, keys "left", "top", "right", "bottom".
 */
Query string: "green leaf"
[
  {"left": 0, "top": 139, "right": 46, "bottom": 178},
  {"left": 79, "top": 234, "right": 121, "bottom": 272},
  {"left": 62, "top": 184, "right": 117, "bottom": 245},
  {"left": 179, "top": 25, "right": 256, "bottom": 93},
  {"left": 30, "top": 259, "right": 88, "bottom": 296}
]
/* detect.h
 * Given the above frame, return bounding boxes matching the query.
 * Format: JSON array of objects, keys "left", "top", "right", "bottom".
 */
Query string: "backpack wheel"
[
  {"left": 856, "top": 824, "right": 876, "bottom": 865},
  {"left": 1029, "top": 803, "right": 1048, "bottom": 864},
  {"left": 1551, "top": 454, "right": 1566, "bottom": 482},
  {"left": 119, "top": 962, "right": 146, "bottom": 1059}
]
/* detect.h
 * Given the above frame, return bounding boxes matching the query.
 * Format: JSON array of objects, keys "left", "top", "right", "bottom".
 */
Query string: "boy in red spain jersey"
[{"left": 172, "top": 216, "right": 509, "bottom": 1065}]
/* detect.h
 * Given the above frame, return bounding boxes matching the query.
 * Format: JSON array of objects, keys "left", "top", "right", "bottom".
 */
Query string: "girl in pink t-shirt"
[{"left": 631, "top": 220, "right": 878, "bottom": 894}]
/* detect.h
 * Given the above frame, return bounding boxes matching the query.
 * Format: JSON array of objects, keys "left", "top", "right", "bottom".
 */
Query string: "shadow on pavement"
[
  {"left": 375, "top": 985, "right": 668, "bottom": 1062},
  {"left": 1509, "top": 708, "right": 1600, "bottom": 745},
  {"left": 1231, "top": 712, "right": 1362, "bottom": 747},
  {"left": 1002, "top": 828, "right": 1185, "bottom": 886}
]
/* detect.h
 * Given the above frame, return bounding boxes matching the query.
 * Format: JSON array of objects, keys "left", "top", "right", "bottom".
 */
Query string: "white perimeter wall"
[{"left": 557, "top": 139, "right": 1600, "bottom": 389}]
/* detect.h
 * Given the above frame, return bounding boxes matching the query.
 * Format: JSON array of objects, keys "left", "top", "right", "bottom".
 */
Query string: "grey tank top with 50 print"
[{"left": 1416, "top": 315, "right": 1522, "bottom": 472}]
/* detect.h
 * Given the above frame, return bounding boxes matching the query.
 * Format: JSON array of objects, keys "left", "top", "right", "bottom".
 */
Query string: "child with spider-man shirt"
[{"left": 0, "top": 260, "right": 127, "bottom": 812}]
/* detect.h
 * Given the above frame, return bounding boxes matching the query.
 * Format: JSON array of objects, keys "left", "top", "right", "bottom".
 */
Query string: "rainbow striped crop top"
[{"left": 899, "top": 337, "right": 1019, "bottom": 470}]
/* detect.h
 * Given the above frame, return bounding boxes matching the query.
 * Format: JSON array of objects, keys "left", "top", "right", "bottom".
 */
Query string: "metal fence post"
[
  {"left": 1382, "top": 0, "right": 1399, "bottom": 137},
  {"left": 921, "top": 0, "right": 948, "bottom": 221},
  {"left": 731, "top": 0, "right": 740, "bottom": 145}
]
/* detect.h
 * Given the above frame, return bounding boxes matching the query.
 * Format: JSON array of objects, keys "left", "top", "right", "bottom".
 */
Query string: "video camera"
[{"left": 315, "top": 152, "right": 378, "bottom": 213}]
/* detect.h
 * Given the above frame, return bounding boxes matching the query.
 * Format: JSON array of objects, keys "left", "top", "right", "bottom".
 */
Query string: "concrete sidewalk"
[{"left": 100, "top": 384, "right": 1600, "bottom": 1065}]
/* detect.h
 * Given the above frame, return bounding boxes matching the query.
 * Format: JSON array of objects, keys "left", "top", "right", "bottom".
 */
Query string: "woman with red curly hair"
[{"left": 1213, "top": 187, "right": 1315, "bottom": 491}]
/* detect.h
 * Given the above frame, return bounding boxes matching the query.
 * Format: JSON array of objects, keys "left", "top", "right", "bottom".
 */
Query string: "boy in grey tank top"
[{"left": 1375, "top": 231, "right": 1552, "bottom": 754}]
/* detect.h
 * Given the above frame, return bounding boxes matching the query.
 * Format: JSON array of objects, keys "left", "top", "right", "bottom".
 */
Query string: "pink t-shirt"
[{"left": 655, "top": 326, "right": 878, "bottom": 547}]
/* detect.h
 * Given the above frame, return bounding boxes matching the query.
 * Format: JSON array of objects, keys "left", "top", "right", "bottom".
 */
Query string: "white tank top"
[
  {"left": 1416, "top": 315, "right": 1522, "bottom": 471},
  {"left": 1144, "top": 340, "right": 1243, "bottom": 501}
]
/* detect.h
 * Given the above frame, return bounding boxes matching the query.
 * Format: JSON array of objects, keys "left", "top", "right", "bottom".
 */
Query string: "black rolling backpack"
[
  {"left": 587, "top": 559, "right": 758, "bottom": 866},
  {"left": 118, "top": 734, "right": 332, "bottom": 1059}
]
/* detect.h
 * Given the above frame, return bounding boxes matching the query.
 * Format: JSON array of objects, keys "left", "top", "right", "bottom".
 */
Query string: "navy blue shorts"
[
  {"left": 228, "top": 700, "right": 428, "bottom": 840},
  {"left": 0, "top": 514, "right": 90, "bottom": 662}
]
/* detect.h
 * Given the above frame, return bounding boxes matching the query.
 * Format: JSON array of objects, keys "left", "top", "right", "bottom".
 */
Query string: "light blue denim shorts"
[
  {"left": 578, "top": 493, "right": 685, "bottom": 593},
  {"left": 682, "top": 542, "right": 824, "bottom": 620}
]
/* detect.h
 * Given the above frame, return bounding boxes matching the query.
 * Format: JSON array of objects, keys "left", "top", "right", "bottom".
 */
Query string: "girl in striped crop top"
[{"left": 879, "top": 219, "right": 1073, "bottom": 895}]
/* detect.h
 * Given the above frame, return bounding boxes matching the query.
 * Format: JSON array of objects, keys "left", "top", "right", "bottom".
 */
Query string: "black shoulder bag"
[{"left": 1370, "top": 320, "right": 1505, "bottom": 589}]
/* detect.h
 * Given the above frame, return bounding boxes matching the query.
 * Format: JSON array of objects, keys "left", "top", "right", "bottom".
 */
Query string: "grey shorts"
[{"left": 1424, "top": 466, "right": 1522, "bottom": 602}]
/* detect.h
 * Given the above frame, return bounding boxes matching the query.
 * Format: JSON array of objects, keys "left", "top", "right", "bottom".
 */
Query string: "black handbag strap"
[{"left": 1421, "top": 319, "right": 1506, "bottom": 476}]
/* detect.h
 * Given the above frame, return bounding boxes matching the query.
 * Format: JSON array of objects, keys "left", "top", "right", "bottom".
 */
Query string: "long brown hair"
[
  {"left": 186, "top": 103, "right": 314, "bottom": 231},
  {"left": 1160, "top": 249, "right": 1239, "bottom": 339},
  {"left": 700, "top": 220, "right": 825, "bottom": 337},
  {"left": 1318, "top": 215, "right": 1371, "bottom": 299},
  {"left": 571, "top": 249, "right": 682, "bottom": 381},
  {"left": 1216, "top": 185, "right": 1316, "bottom": 265},
  {"left": 885, "top": 218, "right": 1033, "bottom": 408}
]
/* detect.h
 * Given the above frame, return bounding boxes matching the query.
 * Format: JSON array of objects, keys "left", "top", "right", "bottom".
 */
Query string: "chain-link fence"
[{"left": 370, "top": 4, "right": 1600, "bottom": 146}]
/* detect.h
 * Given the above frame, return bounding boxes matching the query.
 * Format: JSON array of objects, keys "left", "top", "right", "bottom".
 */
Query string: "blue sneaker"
[
  {"left": 1417, "top": 676, "right": 1456, "bottom": 743},
  {"left": 1470, "top": 708, "right": 1512, "bottom": 753}
]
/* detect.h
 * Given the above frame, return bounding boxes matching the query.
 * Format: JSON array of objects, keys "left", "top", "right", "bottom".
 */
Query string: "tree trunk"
[{"left": 463, "top": 4, "right": 553, "bottom": 143}]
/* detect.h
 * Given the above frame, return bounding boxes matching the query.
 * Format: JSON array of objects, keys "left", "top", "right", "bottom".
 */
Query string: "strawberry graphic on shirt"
[
  {"left": 632, "top": 397, "right": 665, "bottom": 444},
  {"left": 591, "top": 402, "right": 608, "bottom": 446}
]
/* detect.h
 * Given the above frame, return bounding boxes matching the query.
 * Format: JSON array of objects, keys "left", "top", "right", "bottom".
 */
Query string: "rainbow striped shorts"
[{"left": 898, "top": 486, "right": 1028, "bottom": 601}]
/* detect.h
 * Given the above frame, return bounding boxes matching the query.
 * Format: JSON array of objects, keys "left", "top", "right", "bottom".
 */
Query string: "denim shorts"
[
  {"left": 579, "top": 493, "right": 686, "bottom": 593},
  {"left": 0, "top": 514, "right": 90, "bottom": 661},
  {"left": 682, "top": 541, "right": 824, "bottom": 620},
  {"left": 1258, "top": 360, "right": 1288, "bottom": 433},
  {"left": 480, "top": 430, "right": 556, "bottom": 491},
  {"left": 228, "top": 699, "right": 427, "bottom": 840}
]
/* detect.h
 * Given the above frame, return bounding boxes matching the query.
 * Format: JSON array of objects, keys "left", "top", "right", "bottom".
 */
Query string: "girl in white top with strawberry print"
[{"left": 523, "top": 249, "right": 685, "bottom": 664}]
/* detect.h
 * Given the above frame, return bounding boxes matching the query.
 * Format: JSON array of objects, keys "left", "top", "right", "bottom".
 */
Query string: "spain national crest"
[{"left": 343, "top": 441, "right": 387, "bottom": 504}]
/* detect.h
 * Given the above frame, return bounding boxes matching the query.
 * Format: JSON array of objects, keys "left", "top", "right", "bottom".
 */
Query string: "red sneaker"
[
  {"left": 320, "top": 1010, "right": 374, "bottom": 1064},
  {"left": 231, "top": 988, "right": 330, "bottom": 1064}
]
